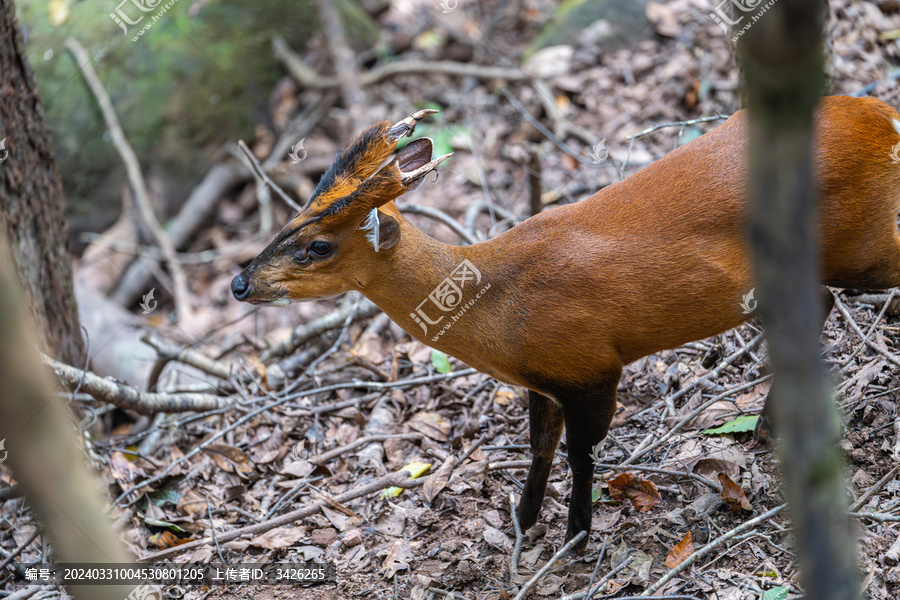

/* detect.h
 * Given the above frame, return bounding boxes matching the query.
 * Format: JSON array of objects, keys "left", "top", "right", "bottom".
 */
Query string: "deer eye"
[{"left": 310, "top": 241, "right": 331, "bottom": 256}]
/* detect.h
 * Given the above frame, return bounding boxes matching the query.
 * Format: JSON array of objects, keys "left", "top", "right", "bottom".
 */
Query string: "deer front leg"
[
  {"left": 559, "top": 375, "right": 621, "bottom": 553},
  {"left": 517, "top": 390, "right": 564, "bottom": 530}
]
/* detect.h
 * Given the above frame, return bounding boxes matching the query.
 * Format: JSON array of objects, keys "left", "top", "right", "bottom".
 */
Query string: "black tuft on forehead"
[{"left": 305, "top": 122, "right": 391, "bottom": 208}]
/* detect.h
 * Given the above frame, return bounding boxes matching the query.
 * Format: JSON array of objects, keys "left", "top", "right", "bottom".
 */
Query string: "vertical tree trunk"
[
  {"left": 0, "top": 232, "right": 131, "bottom": 600},
  {"left": 0, "top": 0, "right": 84, "bottom": 366},
  {"left": 739, "top": 0, "right": 862, "bottom": 598}
]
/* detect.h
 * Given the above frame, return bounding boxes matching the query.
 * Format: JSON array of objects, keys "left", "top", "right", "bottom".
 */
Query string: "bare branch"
[
  {"left": 41, "top": 353, "right": 231, "bottom": 414},
  {"left": 64, "top": 37, "right": 193, "bottom": 324}
]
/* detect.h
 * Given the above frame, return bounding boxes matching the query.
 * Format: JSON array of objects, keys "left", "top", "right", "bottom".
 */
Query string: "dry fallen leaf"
[
  {"left": 718, "top": 473, "right": 751, "bottom": 513},
  {"left": 665, "top": 531, "right": 694, "bottom": 569},
  {"left": 249, "top": 526, "right": 307, "bottom": 550},
  {"left": 608, "top": 473, "right": 662, "bottom": 511},
  {"left": 407, "top": 411, "right": 451, "bottom": 442},
  {"left": 423, "top": 456, "right": 456, "bottom": 503},
  {"left": 108, "top": 451, "right": 145, "bottom": 483},
  {"left": 381, "top": 539, "right": 414, "bottom": 578},
  {"left": 148, "top": 530, "right": 188, "bottom": 549},
  {"left": 176, "top": 489, "right": 207, "bottom": 518},
  {"left": 483, "top": 525, "right": 513, "bottom": 552},
  {"left": 693, "top": 458, "right": 740, "bottom": 482},
  {"left": 202, "top": 444, "right": 254, "bottom": 475}
]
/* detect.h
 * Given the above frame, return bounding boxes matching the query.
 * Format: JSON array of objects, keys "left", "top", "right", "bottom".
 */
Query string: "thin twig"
[
  {"left": 641, "top": 504, "right": 788, "bottom": 596},
  {"left": 237, "top": 140, "right": 303, "bottom": 213},
  {"left": 840, "top": 288, "right": 898, "bottom": 371},
  {"left": 501, "top": 87, "right": 596, "bottom": 167},
  {"left": 260, "top": 298, "right": 382, "bottom": 362},
  {"left": 111, "top": 392, "right": 296, "bottom": 506},
  {"left": 848, "top": 511, "right": 900, "bottom": 522},
  {"left": 834, "top": 294, "right": 900, "bottom": 367},
  {"left": 623, "top": 373, "right": 773, "bottom": 467},
  {"left": 0, "top": 529, "right": 39, "bottom": 574},
  {"left": 592, "top": 463, "right": 722, "bottom": 492},
  {"left": 510, "top": 493, "right": 524, "bottom": 580},
  {"left": 308, "top": 433, "right": 423, "bottom": 466},
  {"left": 273, "top": 36, "right": 527, "bottom": 89},
  {"left": 463, "top": 200, "right": 523, "bottom": 236},
  {"left": 64, "top": 37, "right": 193, "bottom": 323},
  {"left": 850, "top": 463, "right": 900, "bottom": 512},
  {"left": 583, "top": 535, "right": 609, "bottom": 598},
  {"left": 513, "top": 531, "right": 587, "bottom": 600},
  {"left": 205, "top": 493, "right": 225, "bottom": 564},
  {"left": 625, "top": 115, "right": 730, "bottom": 140},
  {"left": 141, "top": 468, "right": 430, "bottom": 560},
  {"left": 557, "top": 553, "right": 633, "bottom": 600}
]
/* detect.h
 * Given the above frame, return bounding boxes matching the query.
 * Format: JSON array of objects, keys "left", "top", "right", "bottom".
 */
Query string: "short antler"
[{"left": 388, "top": 109, "right": 439, "bottom": 142}]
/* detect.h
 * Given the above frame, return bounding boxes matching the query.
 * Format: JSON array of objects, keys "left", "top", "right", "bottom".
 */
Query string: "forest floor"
[{"left": 4, "top": 0, "right": 900, "bottom": 599}]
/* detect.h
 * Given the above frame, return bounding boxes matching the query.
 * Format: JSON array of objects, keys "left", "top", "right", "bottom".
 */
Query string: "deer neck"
[{"left": 355, "top": 216, "right": 492, "bottom": 354}]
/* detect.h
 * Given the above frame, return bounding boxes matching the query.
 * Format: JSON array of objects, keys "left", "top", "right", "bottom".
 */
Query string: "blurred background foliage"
[{"left": 16, "top": 0, "right": 380, "bottom": 239}]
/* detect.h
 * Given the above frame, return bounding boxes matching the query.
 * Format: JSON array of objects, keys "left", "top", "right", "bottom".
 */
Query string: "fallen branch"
[
  {"left": 260, "top": 297, "right": 382, "bottom": 362},
  {"left": 41, "top": 353, "right": 231, "bottom": 414},
  {"left": 141, "top": 333, "right": 232, "bottom": 381},
  {"left": 850, "top": 463, "right": 900, "bottom": 512},
  {"left": 273, "top": 36, "right": 527, "bottom": 90},
  {"left": 307, "top": 433, "right": 423, "bottom": 466},
  {"left": 396, "top": 203, "right": 479, "bottom": 245},
  {"left": 848, "top": 511, "right": 900, "bottom": 522},
  {"left": 843, "top": 290, "right": 900, "bottom": 315},
  {"left": 65, "top": 37, "right": 193, "bottom": 324},
  {"left": 315, "top": 0, "right": 365, "bottom": 121},
  {"left": 110, "top": 163, "right": 247, "bottom": 307},
  {"left": 140, "top": 468, "right": 428, "bottom": 561}
]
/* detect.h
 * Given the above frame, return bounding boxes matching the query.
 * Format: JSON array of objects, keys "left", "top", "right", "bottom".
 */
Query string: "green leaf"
[
  {"left": 431, "top": 349, "right": 451, "bottom": 374},
  {"left": 142, "top": 517, "right": 185, "bottom": 532},
  {"left": 591, "top": 485, "right": 601, "bottom": 503},
  {"left": 147, "top": 489, "right": 182, "bottom": 507},
  {"left": 703, "top": 415, "right": 758, "bottom": 435},
  {"left": 381, "top": 486, "right": 403, "bottom": 499},
  {"left": 762, "top": 587, "right": 789, "bottom": 600},
  {"left": 401, "top": 462, "right": 432, "bottom": 479}
]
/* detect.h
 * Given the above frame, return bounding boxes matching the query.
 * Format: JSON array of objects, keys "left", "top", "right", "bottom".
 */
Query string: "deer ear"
[
  {"left": 395, "top": 137, "right": 453, "bottom": 194},
  {"left": 397, "top": 138, "right": 434, "bottom": 172},
  {"left": 360, "top": 208, "right": 400, "bottom": 251},
  {"left": 378, "top": 211, "right": 401, "bottom": 250}
]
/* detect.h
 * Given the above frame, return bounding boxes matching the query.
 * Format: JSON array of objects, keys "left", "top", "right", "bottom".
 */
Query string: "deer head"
[{"left": 231, "top": 110, "right": 452, "bottom": 305}]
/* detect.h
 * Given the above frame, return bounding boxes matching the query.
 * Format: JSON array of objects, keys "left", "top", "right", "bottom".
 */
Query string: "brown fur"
[{"left": 235, "top": 96, "right": 900, "bottom": 550}]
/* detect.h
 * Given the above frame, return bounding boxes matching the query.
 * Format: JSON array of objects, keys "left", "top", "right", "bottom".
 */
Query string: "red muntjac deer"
[{"left": 232, "top": 96, "right": 900, "bottom": 551}]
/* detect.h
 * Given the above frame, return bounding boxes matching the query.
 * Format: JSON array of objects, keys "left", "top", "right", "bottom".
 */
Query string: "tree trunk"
[
  {"left": 739, "top": 0, "right": 862, "bottom": 598},
  {"left": 0, "top": 232, "right": 131, "bottom": 600},
  {"left": 0, "top": 0, "right": 84, "bottom": 366}
]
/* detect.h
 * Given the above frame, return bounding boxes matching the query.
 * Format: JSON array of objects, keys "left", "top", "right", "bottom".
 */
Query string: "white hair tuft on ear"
[{"left": 361, "top": 208, "right": 381, "bottom": 252}]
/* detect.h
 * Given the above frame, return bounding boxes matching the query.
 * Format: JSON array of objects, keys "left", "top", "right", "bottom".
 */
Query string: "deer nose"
[{"left": 231, "top": 273, "right": 251, "bottom": 301}]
